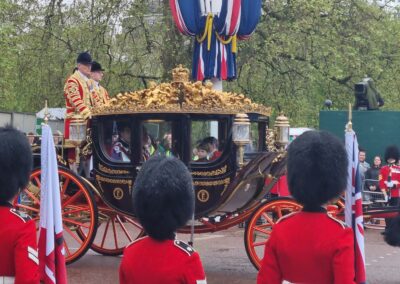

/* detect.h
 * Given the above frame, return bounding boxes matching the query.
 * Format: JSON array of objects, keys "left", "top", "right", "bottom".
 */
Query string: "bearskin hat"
[
  {"left": 0, "top": 126, "right": 32, "bottom": 202},
  {"left": 384, "top": 215, "right": 400, "bottom": 247},
  {"left": 132, "top": 156, "right": 194, "bottom": 240},
  {"left": 384, "top": 145, "right": 400, "bottom": 163},
  {"left": 287, "top": 130, "right": 348, "bottom": 208}
]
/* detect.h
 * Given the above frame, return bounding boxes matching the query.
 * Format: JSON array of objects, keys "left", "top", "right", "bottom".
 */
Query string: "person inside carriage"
[
  {"left": 0, "top": 126, "right": 39, "bottom": 283},
  {"left": 119, "top": 156, "right": 207, "bottom": 284},
  {"left": 111, "top": 123, "right": 131, "bottom": 162},
  {"left": 202, "top": 136, "right": 221, "bottom": 161},
  {"left": 155, "top": 132, "right": 173, "bottom": 157},
  {"left": 195, "top": 142, "right": 210, "bottom": 163},
  {"left": 257, "top": 130, "right": 356, "bottom": 284}
]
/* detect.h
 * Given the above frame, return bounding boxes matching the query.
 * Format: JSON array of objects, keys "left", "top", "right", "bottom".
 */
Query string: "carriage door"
[{"left": 189, "top": 116, "right": 237, "bottom": 217}]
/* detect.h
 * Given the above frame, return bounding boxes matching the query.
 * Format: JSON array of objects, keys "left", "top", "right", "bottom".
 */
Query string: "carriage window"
[
  {"left": 141, "top": 120, "right": 173, "bottom": 161},
  {"left": 101, "top": 119, "right": 131, "bottom": 163},
  {"left": 191, "top": 120, "right": 223, "bottom": 163},
  {"left": 244, "top": 122, "right": 260, "bottom": 153}
]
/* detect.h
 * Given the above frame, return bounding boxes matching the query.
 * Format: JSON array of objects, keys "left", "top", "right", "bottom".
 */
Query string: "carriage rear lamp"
[
  {"left": 274, "top": 113, "right": 290, "bottom": 148},
  {"left": 69, "top": 116, "right": 87, "bottom": 143},
  {"left": 233, "top": 113, "right": 250, "bottom": 145}
]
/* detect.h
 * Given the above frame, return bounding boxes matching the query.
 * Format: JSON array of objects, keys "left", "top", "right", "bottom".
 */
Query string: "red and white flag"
[
  {"left": 39, "top": 124, "right": 67, "bottom": 284},
  {"left": 345, "top": 129, "right": 366, "bottom": 284}
]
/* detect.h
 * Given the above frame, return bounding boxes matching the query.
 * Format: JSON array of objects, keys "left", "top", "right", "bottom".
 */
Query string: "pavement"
[{"left": 67, "top": 226, "right": 400, "bottom": 284}]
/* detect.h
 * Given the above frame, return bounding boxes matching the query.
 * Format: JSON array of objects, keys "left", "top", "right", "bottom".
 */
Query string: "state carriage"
[{"left": 14, "top": 66, "right": 400, "bottom": 270}]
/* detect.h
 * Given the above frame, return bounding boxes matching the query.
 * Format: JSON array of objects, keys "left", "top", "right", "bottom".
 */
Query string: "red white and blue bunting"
[{"left": 170, "top": 0, "right": 262, "bottom": 81}]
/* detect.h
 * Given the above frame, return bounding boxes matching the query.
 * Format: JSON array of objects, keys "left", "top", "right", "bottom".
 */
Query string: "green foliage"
[{"left": 1, "top": 0, "right": 400, "bottom": 127}]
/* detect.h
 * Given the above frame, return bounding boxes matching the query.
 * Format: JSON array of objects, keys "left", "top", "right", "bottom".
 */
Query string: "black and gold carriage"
[{"left": 16, "top": 66, "right": 304, "bottom": 269}]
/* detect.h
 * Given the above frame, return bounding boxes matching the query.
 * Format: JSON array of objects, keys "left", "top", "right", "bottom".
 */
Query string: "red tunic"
[
  {"left": 119, "top": 236, "right": 207, "bottom": 284},
  {"left": 0, "top": 204, "right": 39, "bottom": 284},
  {"left": 267, "top": 175, "right": 289, "bottom": 197},
  {"left": 257, "top": 210, "right": 355, "bottom": 284},
  {"left": 379, "top": 165, "right": 400, "bottom": 198},
  {"left": 63, "top": 71, "right": 91, "bottom": 139}
]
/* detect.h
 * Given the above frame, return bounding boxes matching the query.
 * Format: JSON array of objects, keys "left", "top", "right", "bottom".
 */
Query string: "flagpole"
[{"left": 346, "top": 103, "right": 352, "bottom": 132}]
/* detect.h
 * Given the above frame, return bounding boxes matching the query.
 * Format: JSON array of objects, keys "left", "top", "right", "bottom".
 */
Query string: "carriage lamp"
[
  {"left": 233, "top": 113, "right": 251, "bottom": 168},
  {"left": 69, "top": 115, "right": 87, "bottom": 144},
  {"left": 274, "top": 113, "right": 290, "bottom": 149}
]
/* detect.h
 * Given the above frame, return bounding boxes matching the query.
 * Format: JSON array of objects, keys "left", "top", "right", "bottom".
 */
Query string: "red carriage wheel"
[
  {"left": 14, "top": 167, "right": 98, "bottom": 264},
  {"left": 244, "top": 197, "right": 302, "bottom": 270},
  {"left": 77, "top": 205, "right": 145, "bottom": 256}
]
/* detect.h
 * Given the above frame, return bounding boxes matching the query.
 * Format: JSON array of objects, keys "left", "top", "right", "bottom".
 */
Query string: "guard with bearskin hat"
[
  {"left": 257, "top": 131, "right": 355, "bottom": 284},
  {"left": 379, "top": 145, "right": 400, "bottom": 205},
  {"left": 379, "top": 145, "right": 400, "bottom": 232},
  {"left": 0, "top": 126, "right": 39, "bottom": 283},
  {"left": 119, "top": 156, "right": 207, "bottom": 284}
]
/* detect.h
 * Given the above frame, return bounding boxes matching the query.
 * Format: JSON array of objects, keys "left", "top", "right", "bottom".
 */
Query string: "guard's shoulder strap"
[
  {"left": 10, "top": 208, "right": 32, "bottom": 223},
  {"left": 327, "top": 214, "right": 347, "bottom": 229},
  {"left": 174, "top": 240, "right": 196, "bottom": 256}
]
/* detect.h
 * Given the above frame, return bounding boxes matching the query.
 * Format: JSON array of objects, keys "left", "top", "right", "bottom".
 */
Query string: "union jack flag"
[{"left": 345, "top": 129, "right": 366, "bottom": 284}]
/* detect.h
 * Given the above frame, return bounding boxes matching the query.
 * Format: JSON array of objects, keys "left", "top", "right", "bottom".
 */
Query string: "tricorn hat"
[
  {"left": 384, "top": 145, "right": 400, "bottom": 163},
  {"left": 91, "top": 61, "right": 105, "bottom": 72},
  {"left": 76, "top": 52, "right": 92, "bottom": 65},
  {"left": 132, "top": 156, "right": 194, "bottom": 240},
  {"left": 287, "top": 130, "right": 348, "bottom": 209}
]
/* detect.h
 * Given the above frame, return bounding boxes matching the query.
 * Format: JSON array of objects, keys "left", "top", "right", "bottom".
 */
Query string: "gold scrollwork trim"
[
  {"left": 96, "top": 175, "right": 132, "bottom": 186},
  {"left": 193, "top": 178, "right": 230, "bottom": 187},
  {"left": 92, "top": 65, "right": 271, "bottom": 117},
  {"left": 192, "top": 165, "right": 227, "bottom": 177},
  {"left": 99, "top": 164, "right": 130, "bottom": 175}
]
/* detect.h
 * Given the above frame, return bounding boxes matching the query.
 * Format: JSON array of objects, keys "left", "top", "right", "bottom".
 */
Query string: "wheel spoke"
[
  {"left": 124, "top": 217, "right": 143, "bottom": 229},
  {"left": 100, "top": 218, "right": 111, "bottom": 247},
  {"left": 276, "top": 206, "right": 283, "bottom": 218},
  {"left": 63, "top": 225, "right": 83, "bottom": 245},
  {"left": 63, "top": 239, "right": 71, "bottom": 256},
  {"left": 61, "top": 178, "right": 70, "bottom": 195},
  {"left": 116, "top": 215, "right": 134, "bottom": 243},
  {"left": 253, "top": 226, "right": 271, "bottom": 235},
  {"left": 24, "top": 190, "right": 40, "bottom": 205},
  {"left": 63, "top": 217, "right": 90, "bottom": 229},
  {"left": 261, "top": 212, "right": 275, "bottom": 225},
  {"left": 33, "top": 176, "right": 41, "bottom": 187},
  {"left": 252, "top": 240, "right": 268, "bottom": 247},
  {"left": 62, "top": 206, "right": 90, "bottom": 216},
  {"left": 62, "top": 191, "right": 83, "bottom": 207},
  {"left": 15, "top": 204, "right": 40, "bottom": 213},
  {"left": 111, "top": 217, "right": 118, "bottom": 249}
]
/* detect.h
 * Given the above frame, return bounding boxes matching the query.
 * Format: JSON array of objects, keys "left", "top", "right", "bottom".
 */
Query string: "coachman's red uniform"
[
  {"left": 258, "top": 209, "right": 355, "bottom": 284},
  {"left": 379, "top": 164, "right": 400, "bottom": 199},
  {"left": 63, "top": 70, "right": 92, "bottom": 139},
  {"left": 88, "top": 79, "right": 110, "bottom": 107},
  {"left": 120, "top": 236, "right": 207, "bottom": 284},
  {"left": 0, "top": 202, "right": 39, "bottom": 284}
]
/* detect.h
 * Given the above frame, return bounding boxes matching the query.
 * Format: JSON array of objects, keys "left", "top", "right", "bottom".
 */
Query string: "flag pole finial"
[
  {"left": 346, "top": 103, "right": 353, "bottom": 132},
  {"left": 44, "top": 100, "right": 50, "bottom": 124}
]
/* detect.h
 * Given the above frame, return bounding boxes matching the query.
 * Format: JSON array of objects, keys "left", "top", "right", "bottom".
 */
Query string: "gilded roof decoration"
[{"left": 92, "top": 65, "right": 271, "bottom": 117}]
